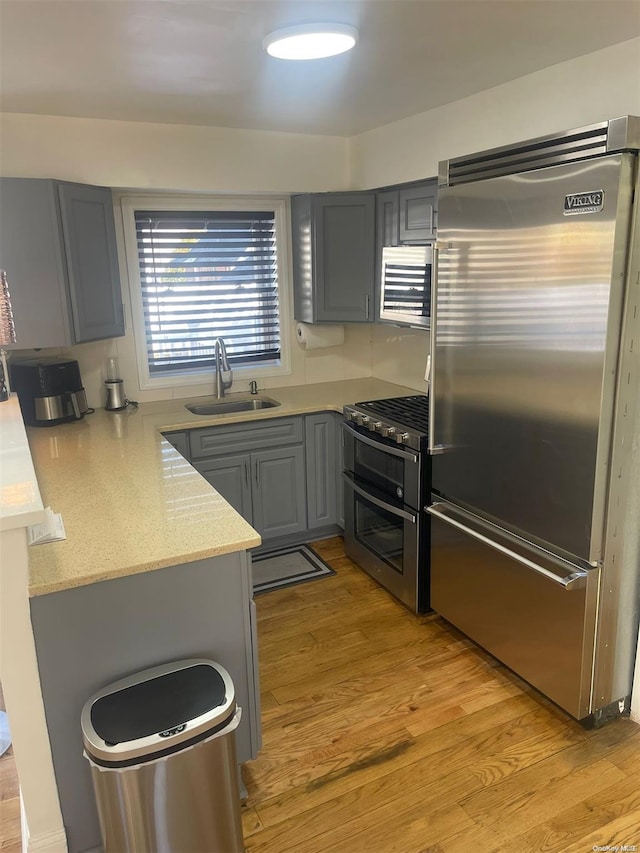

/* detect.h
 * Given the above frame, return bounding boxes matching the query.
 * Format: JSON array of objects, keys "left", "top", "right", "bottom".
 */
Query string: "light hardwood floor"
[
  {"left": 0, "top": 683, "right": 20, "bottom": 853},
  {"left": 2, "top": 538, "right": 639, "bottom": 852},
  {"left": 242, "top": 537, "right": 640, "bottom": 853}
]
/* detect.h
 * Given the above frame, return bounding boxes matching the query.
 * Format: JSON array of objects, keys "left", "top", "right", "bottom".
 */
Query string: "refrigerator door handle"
[
  {"left": 428, "top": 242, "right": 447, "bottom": 455},
  {"left": 426, "top": 503, "right": 588, "bottom": 591}
]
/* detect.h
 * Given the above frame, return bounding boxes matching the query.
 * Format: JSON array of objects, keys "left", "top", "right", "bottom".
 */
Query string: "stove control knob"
[
  {"left": 348, "top": 411, "right": 359, "bottom": 423},
  {"left": 382, "top": 426, "right": 396, "bottom": 439},
  {"left": 368, "top": 421, "right": 382, "bottom": 432},
  {"left": 356, "top": 415, "right": 370, "bottom": 427},
  {"left": 395, "top": 432, "right": 409, "bottom": 445}
]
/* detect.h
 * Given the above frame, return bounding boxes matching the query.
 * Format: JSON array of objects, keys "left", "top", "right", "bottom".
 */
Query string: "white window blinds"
[{"left": 135, "top": 210, "right": 280, "bottom": 374}]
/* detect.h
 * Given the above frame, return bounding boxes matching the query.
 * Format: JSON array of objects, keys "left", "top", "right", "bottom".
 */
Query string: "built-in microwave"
[{"left": 379, "top": 244, "right": 433, "bottom": 329}]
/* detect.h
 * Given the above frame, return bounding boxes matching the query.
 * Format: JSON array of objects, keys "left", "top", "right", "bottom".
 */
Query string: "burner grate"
[{"left": 357, "top": 395, "right": 429, "bottom": 433}]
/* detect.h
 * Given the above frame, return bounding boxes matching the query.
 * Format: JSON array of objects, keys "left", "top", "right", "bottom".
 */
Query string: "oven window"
[
  {"left": 354, "top": 493, "right": 404, "bottom": 575},
  {"left": 353, "top": 439, "right": 404, "bottom": 500}
]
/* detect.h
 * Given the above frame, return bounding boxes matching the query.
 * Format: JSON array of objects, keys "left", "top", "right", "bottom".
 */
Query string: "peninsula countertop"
[{"left": 26, "top": 378, "right": 418, "bottom": 596}]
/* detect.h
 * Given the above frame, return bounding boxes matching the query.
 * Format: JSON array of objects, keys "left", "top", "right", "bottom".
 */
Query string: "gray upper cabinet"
[
  {"left": 292, "top": 192, "right": 376, "bottom": 323},
  {"left": 57, "top": 182, "right": 125, "bottom": 343},
  {"left": 375, "top": 178, "right": 437, "bottom": 323},
  {"left": 0, "top": 178, "right": 125, "bottom": 348},
  {"left": 376, "top": 179, "right": 438, "bottom": 249}
]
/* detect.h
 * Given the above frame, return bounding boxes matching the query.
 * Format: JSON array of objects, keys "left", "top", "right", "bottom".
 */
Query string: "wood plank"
[
  {"left": 485, "top": 771, "right": 640, "bottom": 852},
  {"left": 0, "top": 798, "right": 21, "bottom": 850},
  {"left": 4, "top": 538, "right": 638, "bottom": 853},
  {"left": 242, "top": 538, "right": 640, "bottom": 853}
]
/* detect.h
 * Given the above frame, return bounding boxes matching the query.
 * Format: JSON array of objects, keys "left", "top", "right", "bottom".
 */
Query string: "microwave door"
[{"left": 379, "top": 244, "right": 432, "bottom": 328}]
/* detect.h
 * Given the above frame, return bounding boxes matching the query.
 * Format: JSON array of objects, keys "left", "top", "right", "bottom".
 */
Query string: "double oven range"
[{"left": 342, "top": 395, "right": 431, "bottom": 613}]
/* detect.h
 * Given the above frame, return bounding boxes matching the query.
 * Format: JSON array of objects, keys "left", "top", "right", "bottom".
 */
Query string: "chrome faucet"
[{"left": 214, "top": 337, "right": 233, "bottom": 398}]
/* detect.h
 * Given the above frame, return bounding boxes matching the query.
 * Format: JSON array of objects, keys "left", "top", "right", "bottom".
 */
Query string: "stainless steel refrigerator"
[{"left": 428, "top": 116, "right": 640, "bottom": 721}]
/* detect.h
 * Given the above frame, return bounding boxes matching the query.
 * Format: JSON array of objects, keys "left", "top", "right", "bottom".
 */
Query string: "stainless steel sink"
[{"left": 185, "top": 396, "right": 280, "bottom": 415}]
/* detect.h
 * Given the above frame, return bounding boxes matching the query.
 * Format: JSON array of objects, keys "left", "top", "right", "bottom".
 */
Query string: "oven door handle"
[
  {"left": 343, "top": 472, "right": 417, "bottom": 523},
  {"left": 341, "top": 421, "right": 418, "bottom": 463}
]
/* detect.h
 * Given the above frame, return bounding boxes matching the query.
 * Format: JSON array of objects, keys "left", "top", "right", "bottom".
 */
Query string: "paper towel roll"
[{"left": 296, "top": 322, "right": 345, "bottom": 350}]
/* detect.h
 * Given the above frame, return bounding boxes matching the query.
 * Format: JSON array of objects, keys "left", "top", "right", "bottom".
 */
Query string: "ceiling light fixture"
[{"left": 263, "top": 24, "right": 358, "bottom": 60}]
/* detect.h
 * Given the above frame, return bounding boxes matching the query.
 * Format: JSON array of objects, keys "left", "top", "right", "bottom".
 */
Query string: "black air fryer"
[{"left": 10, "top": 357, "right": 89, "bottom": 426}]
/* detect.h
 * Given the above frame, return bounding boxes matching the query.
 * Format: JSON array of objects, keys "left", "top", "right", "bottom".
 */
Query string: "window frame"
[{"left": 120, "top": 193, "right": 292, "bottom": 392}]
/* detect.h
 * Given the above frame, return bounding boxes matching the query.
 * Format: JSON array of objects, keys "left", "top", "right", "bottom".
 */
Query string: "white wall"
[
  {"left": 350, "top": 37, "right": 640, "bottom": 189},
  {"left": 349, "top": 37, "right": 640, "bottom": 389},
  {"left": 0, "top": 113, "right": 349, "bottom": 193}
]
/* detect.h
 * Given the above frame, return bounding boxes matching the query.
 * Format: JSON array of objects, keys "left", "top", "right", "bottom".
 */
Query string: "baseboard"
[
  {"left": 27, "top": 827, "right": 68, "bottom": 853},
  {"left": 250, "top": 526, "right": 341, "bottom": 557}
]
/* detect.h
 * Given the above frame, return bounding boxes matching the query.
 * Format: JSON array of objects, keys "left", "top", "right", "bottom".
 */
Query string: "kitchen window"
[{"left": 120, "top": 195, "right": 291, "bottom": 391}]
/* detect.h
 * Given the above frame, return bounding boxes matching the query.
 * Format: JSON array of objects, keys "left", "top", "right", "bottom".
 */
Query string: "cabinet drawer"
[
  {"left": 190, "top": 417, "right": 303, "bottom": 459},
  {"left": 429, "top": 503, "right": 597, "bottom": 719}
]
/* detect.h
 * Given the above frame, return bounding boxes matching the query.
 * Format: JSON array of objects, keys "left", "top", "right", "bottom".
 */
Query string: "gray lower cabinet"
[
  {"left": 190, "top": 418, "right": 308, "bottom": 542},
  {"left": 29, "top": 551, "right": 259, "bottom": 853},
  {"left": 305, "top": 412, "right": 338, "bottom": 529},
  {"left": 197, "top": 447, "right": 309, "bottom": 539},
  {"left": 163, "top": 430, "right": 190, "bottom": 459},
  {"left": 0, "top": 177, "right": 124, "bottom": 348},
  {"left": 335, "top": 413, "right": 345, "bottom": 529},
  {"left": 186, "top": 414, "right": 340, "bottom": 544},
  {"left": 197, "top": 453, "right": 253, "bottom": 522},
  {"left": 251, "top": 445, "right": 307, "bottom": 539},
  {"left": 292, "top": 192, "right": 376, "bottom": 323}
]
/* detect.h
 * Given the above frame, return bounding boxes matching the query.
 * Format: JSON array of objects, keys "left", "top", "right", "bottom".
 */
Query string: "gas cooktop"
[{"left": 343, "top": 395, "right": 429, "bottom": 452}]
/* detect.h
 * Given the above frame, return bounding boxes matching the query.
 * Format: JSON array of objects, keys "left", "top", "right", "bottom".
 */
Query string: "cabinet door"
[
  {"left": 0, "top": 178, "right": 72, "bottom": 348},
  {"left": 399, "top": 183, "right": 437, "bottom": 243},
  {"left": 313, "top": 194, "right": 375, "bottom": 322},
  {"left": 305, "top": 413, "right": 337, "bottom": 529},
  {"left": 375, "top": 190, "right": 400, "bottom": 321},
  {"left": 376, "top": 191, "right": 400, "bottom": 248},
  {"left": 195, "top": 454, "right": 253, "bottom": 523},
  {"left": 335, "top": 414, "right": 345, "bottom": 529},
  {"left": 162, "top": 431, "right": 190, "bottom": 459},
  {"left": 251, "top": 446, "right": 307, "bottom": 540},
  {"left": 57, "top": 182, "right": 125, "bottom": 342},
  {"left": 291, "top": 194, "right": 313, "bottom": 322}
]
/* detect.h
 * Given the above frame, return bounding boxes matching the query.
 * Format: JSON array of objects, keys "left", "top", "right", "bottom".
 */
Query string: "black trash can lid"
[{"left": 81, "top": 659, "right": 235, "bottom": 766}]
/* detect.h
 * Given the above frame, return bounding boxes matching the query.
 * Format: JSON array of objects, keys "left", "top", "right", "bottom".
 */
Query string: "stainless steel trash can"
[{"left": 81, "top": 658, "right": 245, "bottom": 853}]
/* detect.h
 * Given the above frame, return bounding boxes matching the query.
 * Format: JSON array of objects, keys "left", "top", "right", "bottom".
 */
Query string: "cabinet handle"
[
  {"left": 244, "top": 461, "right": 249, "bottom": 487},
  {"left": 254, "top": 460, "right": 260, "bottom": 486},
  {"left": 365, "top": 294, "right": 371, "bottom": 319}
]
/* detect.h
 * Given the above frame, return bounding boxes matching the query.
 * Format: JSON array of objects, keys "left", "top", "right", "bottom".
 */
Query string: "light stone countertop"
[
  {"left": 0, "top": 395, "right": 46, "bottom": 531},
  {"left": 26, "top": 378, "right": 418, "bottom": 596}
]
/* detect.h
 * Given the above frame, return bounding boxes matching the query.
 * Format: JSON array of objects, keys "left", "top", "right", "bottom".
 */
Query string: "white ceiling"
[{"left": 1, "top": 1, "right": 639, "bottom": 137}]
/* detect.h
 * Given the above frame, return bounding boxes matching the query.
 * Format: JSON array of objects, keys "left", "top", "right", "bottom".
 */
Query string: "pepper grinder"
[{"left": 104, "top": 357, "right": 127, "bottom": 411}]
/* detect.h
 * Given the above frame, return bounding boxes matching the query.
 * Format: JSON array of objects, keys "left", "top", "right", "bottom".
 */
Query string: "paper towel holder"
[{"left": 295, "top": 322, "right": 345, "bottom": 350}]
